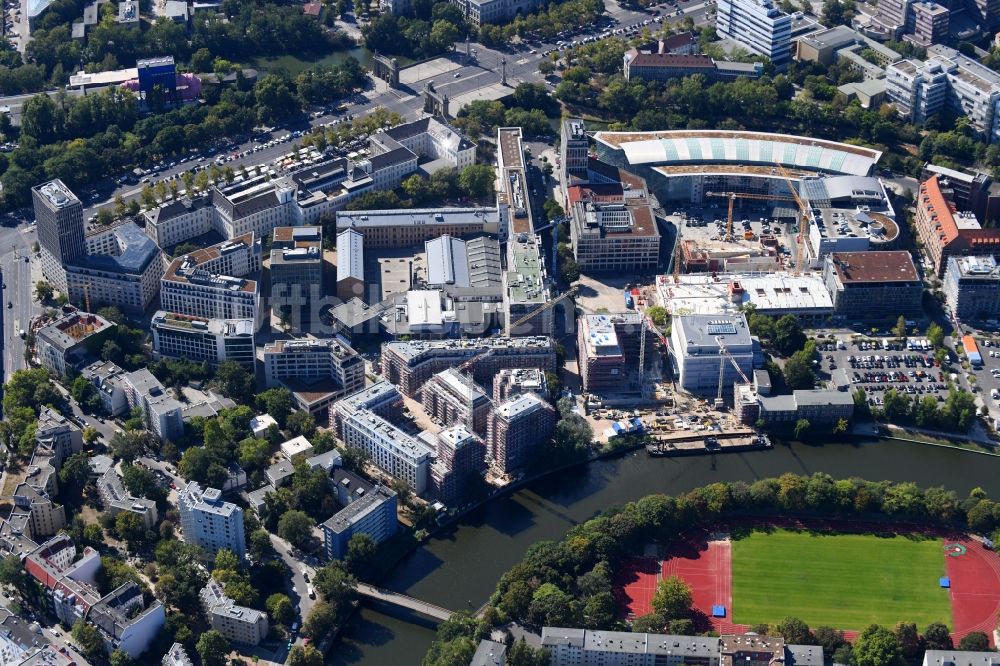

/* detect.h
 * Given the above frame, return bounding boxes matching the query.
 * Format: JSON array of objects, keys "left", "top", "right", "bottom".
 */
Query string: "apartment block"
[
  {"left": 122, "top": 369, "right": 184, "bottom": 441},
  {"left": 143, "top": 195, "right": 215, "bottom": 249},
  {"left": 81, "top": 360, "right": 130, "bottom": 416},
  {"left": 822, "top": 251, "right": 923, "bottom": 319},
  {"left": 922, "top": 163, "right": 1000, "bottom": 226},
  {"left": 33, "top": 179, "right": 85, "bottom": 291},
  {"left": 210, "top": 176, "right": 297, "bottom": 240},
  {"left": 151, "top": 311, "right": 255, "bottom": 368},
  {"left": 671, "top": 314, "right": 754, "bottom": 396},
  {"left": 96, "top": 468, "right": 158, "bottom": 530},
  {"left": 923, "top": 651, "right": 1000, "bottom": 666},
  {"left": 909, "top": 0, "right": 949, "bottom": 46},
  {"left": 420, "top": 368, "right": 491, "bottom": 436},
  {"left": 199, "top": 579, "right": 268, "bottom": 645},
  {"left": 163, "top": 643, "right": 194, "bottom": 666},
  {"left": 887, "top": 46, "right": 1000, "bottom": 144},
  {"left": 160, "top": 233, "right": 263, "bottom": 328},
  {"left": 35, "top": 311, "right": 116, "bottom": 378},
  {"left": 943, "top": 255, "right": 1000, "bottom": 320},
  {"left": 270, "top": 225, "right": 324, "bottom": 329},
  {"left": 342, "top": 409, "right": 434, "bottom": 494},
  {"left": 178, "top": 482, "right": 246, "bottom": 558},
  {"left": 486, "top": 392, "right": 555, "bottom": 474},
  {"left": 380, "top": 337, "right": 557, "bottom": 397},
  {"left": 330, "top": 381, "right": 405, "bottom": 436},
  {"left": 716, "top": 0, "right": 791, "bottom": 67},
  {"left": 24, "top": 535, "right": 164, "bottom": 657},
  {"left": 426, "top": 425, "right": 487, "bottom": 505},
  {"left": 577, "top": 313, "right": 658, "bottom": 394},
  {"left": 321, "top": 469, "right": 398, "bottom": 560},
  {"left": 493, "top": 367, "right": 549, "bottom": 403},
  {"left": 914, "top": 176, "right": 1000, "bottom": 276},
  {"left": 11, "top": 413, "right": 77, "bottom": 540}
]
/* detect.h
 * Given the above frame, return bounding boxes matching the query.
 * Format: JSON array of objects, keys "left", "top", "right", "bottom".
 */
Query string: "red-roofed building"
[
  {"left": 303, "top": 2, "right": 322, "bottom": 16},
  {"left": 916, "top": 175, "right": 1000, "bottom": 276}
]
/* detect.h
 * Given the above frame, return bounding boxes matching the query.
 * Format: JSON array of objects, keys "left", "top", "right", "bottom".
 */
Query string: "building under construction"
[{"left": 577, "top": 313, "right": 660, "bottom": 394}]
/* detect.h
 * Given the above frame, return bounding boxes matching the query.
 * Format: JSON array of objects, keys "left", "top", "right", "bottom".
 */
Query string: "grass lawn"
[{"left": 731, "top": 529, "right": 951, "bottom": 630}]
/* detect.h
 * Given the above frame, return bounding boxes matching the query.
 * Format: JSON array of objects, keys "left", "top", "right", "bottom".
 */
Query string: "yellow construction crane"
[
  {"left": 774, "top": 163, "right": 812, "bottom": 274},
  {"left": 704, "top": 191, "right": 797, "bottom": 242}
]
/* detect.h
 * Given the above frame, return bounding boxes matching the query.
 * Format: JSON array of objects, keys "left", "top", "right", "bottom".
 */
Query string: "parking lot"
[
  {"left": 808, "top": 332, "right": 955, "bottom": 409},
  {"left": 667, "top": 202, "right": 799, "bottom": 271},
  {"left": 965, "top": 334, "right": 1000, "bottom": 426}
]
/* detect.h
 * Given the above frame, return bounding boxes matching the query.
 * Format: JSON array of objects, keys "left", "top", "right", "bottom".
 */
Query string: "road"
[
  {"left": 0, "top": 223, "right": 37, "bottom": 383},
  {"left": 270, "top": 533, "right": 319, "bottom": 625},
  {"left": 0, "top": 587, "right": 90, "bottom": 664}
]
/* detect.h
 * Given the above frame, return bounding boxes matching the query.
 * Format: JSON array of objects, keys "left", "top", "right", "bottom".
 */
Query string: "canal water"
[{"left": 329, "top": 439, "right": 1000, "bottom": 664}]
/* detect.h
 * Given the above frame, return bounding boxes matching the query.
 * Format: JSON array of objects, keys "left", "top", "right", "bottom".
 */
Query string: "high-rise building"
[
  {"left": 561, "top": 118, "right": 590, "bottom": 184},
  {"left": 670, "top": 314, "right": 754, "bottom": 396},
  {"left": 427, "top": 424, "right": 487, "bottom": 505},
  {"left": 716, "top": 0, "right": 791, "bottom": 68},
  {"left": 577, "top": 313, "right": 658, "bottom": 394},
  {"left": 486, "top": 392, "right": 555, "bottom": 474},
  {"left": 341, "top": 410, "right": 434, "bottom": 494},
  {"left": 420, "top": 368, "right": 491, "bottom": 435},
  {"left": 122, "top": 369, "right": 184, "bottom": 441},
  {"left": 943, "top": 255, "right": 1000, "bottom": 320},
  {"left": 321, "top": 469, "right": 398, "bottom": 560},
  {"left": 270, "top": 226, "right": 324, "bottom": 329},
  {"left": 33, "top": 179, "right": 85, "bottom": 291},
  {"left": 178, "top": 482, "right": 246, "bottom": 558},
  {"left": 913, "top": 176, "right": 1000, "bottom": 276},
  {"left": 910, "top": 1, "right": 949, "bottom": 45}
]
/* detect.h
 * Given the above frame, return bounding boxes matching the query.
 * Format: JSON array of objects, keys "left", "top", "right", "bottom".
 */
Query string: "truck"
[
  {"left": 962, "top": 335, "right": 983, "bottom": 367},
  {"left": 624, "top": 291, "right": 634, "bottom": 309}
]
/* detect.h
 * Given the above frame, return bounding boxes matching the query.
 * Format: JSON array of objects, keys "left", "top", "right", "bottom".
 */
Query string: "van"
[
  {"left": 307, "top": 586, "right": 315, "bottom": 599},
  {"left": 992, "top": 389, "right": 1000, "bottom": 401}
]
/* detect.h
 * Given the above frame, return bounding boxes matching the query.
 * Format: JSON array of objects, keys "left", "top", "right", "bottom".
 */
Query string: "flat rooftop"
[
  {"left": 828, "top": 250, "right": 918, "bottom": 283},
  {"left": 656, "top": 273, "right": 833, "bottom": 315}
]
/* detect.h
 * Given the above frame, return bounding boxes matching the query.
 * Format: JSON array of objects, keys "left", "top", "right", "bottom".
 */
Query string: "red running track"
[
  {"left": 947, "top": 538, "right": 1000, "bottom": 646},
  {"left": 660, "top": 532, "right": 740, "bottom": 634},
  {"left": 614, "top": 557, "right": 659, "bottom": 619}
]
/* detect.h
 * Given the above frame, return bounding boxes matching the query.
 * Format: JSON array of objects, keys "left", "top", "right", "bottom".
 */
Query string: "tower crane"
[
  {"left": 704, "top": 191, "right": 798, "bottom": 242},
  {"left": 638, "top": 312, "right": 670, "bottom": 388},
  {"left": 774, "top": 163, "right": 812, "bottom": 274},
  {"left": 714, "top": 335, "right": 752, "bottom": 410}
]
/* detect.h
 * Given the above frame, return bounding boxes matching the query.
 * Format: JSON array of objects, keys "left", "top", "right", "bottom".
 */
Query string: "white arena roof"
[{"left": 594, "top": 130, "right": 881, "bottom": 177}]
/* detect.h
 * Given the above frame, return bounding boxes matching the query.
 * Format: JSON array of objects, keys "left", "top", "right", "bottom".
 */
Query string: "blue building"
[
  {"left": 321, "top": 469, "right": 398, "bottom": 560},
  {"left": 137, "top": 56, "right": 178, "bottom": 102}
]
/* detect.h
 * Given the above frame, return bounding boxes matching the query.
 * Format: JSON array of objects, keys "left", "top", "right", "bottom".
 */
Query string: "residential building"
[
  {"left": 757, "top": 389, "right": 855, "bottom": 425},
  {"left": 542, "top": 628, "right": 722, "bottom": 666},
  {"left": 342, "top": 409, "right": 434, "bottom": 494},
  {"left": 35, "top": 407, "right": 83, "bottom": 467},
  {"left": 486, "top": 392, "right": 555, "bottom": 474},
  {"left": 577, "top": 313, "right": 658, "bottom": 394},
  {"left": 871, "top": 0, "right": 915, "bottom": 37},
  {"left": 336, "top": 228, "right": 365, "bottom": 302},
  {"left": 671, "top": 314, "right": 754, "bottom": 396},
  {"left": 420, "top": 368, "right": 491, "bottom": 435},
  {"left": 336, "top": 207, "right": 501, "bottom": 249},
  {"left": 65, "top": 222, "right": 164, "bottom": 315},
  {"left": 160, "top": 233, "right": 263, "bottom": 328},
  {"left": 96, "top": 468, "right": 158, "bottom": 530},
  {"left": 943, "top": 255, "right": 1000, "bottom": 320},
  {"left": 380, "top": 336, "right": 557, "bottom": 397},
  {"left": 265, "top": 460, "right": 296, "bottom": 489},
  {"left": 24, "top": 535, "right": 163, "bottom": 658},
  {"left": 822, "top": 251, "right": 923, "bottom": 319},
  {"left": 122, "top": 369, "right": 184, "bottom": 441},
  {"left": 33, "top": 179, "right": 85, "bottom": 291},
  {"left": 12, "top": 415, "right": 74, "bottom": 540},
  {"left": 270, "top": 225, "right": 323, "bottom": 329},
  {"left": 370, "top": 116, "right": 476, "bottom": 169},
  {"left": 569, "top": 172, "right": 661, "bottom": 273},
  {"left": 887, "top": 46, "right": 1000, "bottom": 144},
  {"left": 330, "top": 381, "right": 405, "bottom": 436},
  {"left": 909, "top": 1, "right": 948, "bottom": 46},
  {"left": 922, "top": 651, "right": 1000, "bottom": 666},
  {"left": 163, "top": 643, "right": 193, "bottom": 666},
  {"left": 199, "top": 580, "right": 268, "bottom": 645},
  {"left": 914, "top": 176, "right": 1000, "bottom": 276},
  {"left": 449, "top": 0, "right": 541, "bottom": 26},
  {"left": 716, "top": 0, "right": 792, "bottom": 68},
  {"left": 498, "top": 127, "right": 551, "bottom": 335},
  {"left": 151, "top": 311, "right": 255, "bottom": 368},
  {"left": 623, "top": 50, "right": 763, "bottom": 82},
  {"left": 426, "top": 424, "right": 487, "bottom": 505},
  {"left": 493, "top": 367, "right": 548, "bottom": 402},
  {"left": 321, "top": 469, "right": 398, "bottom": 560},
  {"left": 81, "top": 360, "right": 129, "bottom": 416},
  {"left": 178, "top": 482, "right": 247, "bottom": 558},
  {"left": 262, "top": 338, "right": 364, "bottom": 392},
  {"left": 471, "top": 640, "right": 507, "bottom": 666},
  {"left": 35, "top": 311, "right": 116, "bottom": 378},
  {"left": 250, "top": 413, "right": 278, "bottom": 438},
  {"left": 280, "top": 435, "right": 314, "bottom": 463}
]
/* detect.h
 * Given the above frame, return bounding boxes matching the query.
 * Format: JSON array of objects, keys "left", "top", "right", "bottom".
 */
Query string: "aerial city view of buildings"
[{"left": 5, "top": 0, "right": 1000, "bottom": 661}]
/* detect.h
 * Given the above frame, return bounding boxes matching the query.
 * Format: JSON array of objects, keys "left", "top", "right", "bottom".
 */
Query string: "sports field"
[{"left": 731, "top": 529, "right": 952, "bottom": 630}]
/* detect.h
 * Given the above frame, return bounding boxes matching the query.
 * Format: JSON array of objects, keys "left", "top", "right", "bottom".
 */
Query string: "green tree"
[
  {"left": 528, "top": 582, "right": 577, "bottom": 627},
  {"left": 0, "top": 555, "right": 30, "bottom": 595},
  {"left": 344, "top": 533, "right": 378, "bottom": 578},
  {"left": 249, "top": 529, "right": 276, "bottom": 561},
  {"left": 109, "top": 650, "right": 133, "bottom": 666},
  {"left": 646, "top": 305, "right": 669, "bottom": 326},
  {"left": 776, "top": 617, "right": 813, "bottom": 644},
  {"left": 196, "top": 629, "right": 231, "bottom": 666},
  {"left": 784, "top": 354, "right": 815, "bottom": 390},
  {"left": 958, "top": 632, "right": 990, "bottom": 651},
  {"left": 286, "top": 410, "right": 317, "bottom": 438},
  {"left": 853, "top": 624, "right": 904, "bottom": 666},
  {"left": 773, "top": 315, "right": 806, "bottom": 355},
  {"left": 213, "top": 361, "right": 255, "bottom": 400},
  {"left": 507, "top": 638, "right": 549, "bottom": 666},
  {"left": 278, "top": 509, "right": 313, "bottom": 548},
  {"left": 256, "top": 388, "right": 295, "bottom": 427},
  {"left": 313, "top": 561, "right": 357, "bottom": 607},
  {"left": 267, "top": 593, "right": 295, "bottom": 626},
  {"left": 894, "top": 315, "right": 907, "bottom": 340},
  {"left": 34, "top": 280, "right": 54, "bottom": 303},
  {"left": 71, "top": 621, "right": 104, "bottom": 659},
  {"left": 457, "top": 164, "right": 496, "bottom": 200},
  {"left": 927, "top": 322, "right": 945, "bottom": 348},
  {"left": 651, "top": 576, "right": 692, "bottom": 620},
  {"left": 893, "top": 622, "right": 923, "bottom": 662},
  {"left": 794, "top": 418, "right": 811, "bottom": 440},
  {"left": 922, "top": 623, "right": 953, "bottom": 650},
  {"left": 288, "top": 644, "right": 324, "bottom": 666},
  {"left": 304, "top": 600, "right": 339, "bottom": 638},
  {"left": 115, "top": 511, "right": 146, "bottom": 547}
]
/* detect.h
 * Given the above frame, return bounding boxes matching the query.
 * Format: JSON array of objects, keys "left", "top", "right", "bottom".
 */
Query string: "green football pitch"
[{"left": 731, "top": 529, "right": 952, "bottom": 630}]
